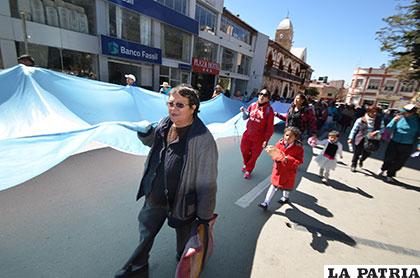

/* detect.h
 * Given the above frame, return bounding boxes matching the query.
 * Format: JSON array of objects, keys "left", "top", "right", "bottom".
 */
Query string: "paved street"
[{"left": 1, "top": 129, "right": 419, "bottom": 278}]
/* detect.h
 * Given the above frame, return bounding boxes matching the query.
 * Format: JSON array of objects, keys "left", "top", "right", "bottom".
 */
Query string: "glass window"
[
  {"left": 220, "top": 16, "right": 251, "bottom": 45},
  {"left": 117, "top": 7, "right": 140, "bottom": 43},
  {"left": 367, "top": 79, "right": 380, "bottom": 90},
  {"left": 221, "top": 48, "right": 235, "bottom": 72},
  {"left": 162, "top": 24, "right": 191, "bottom": 62},
  {"left": 160, "top": 66, "right": 182, "bottom": 87},
  {"left": 193, "top": 37, "right": 217, "bottom": 61},
  {"left": 16, "top": 42, "right": 98, "bottom": 78},
  {"left": 195, "top": 4, "right": 216, "bottom": 34},
  {"left": 237, "top": 53, "right": 251, "bottom": 75},
  {"left": 234, "top": 79, "right": 247, "bottom": 96},
  {"left": 399, "top": 81, "right": 414, "bottom": 92},
  {"left": 355, "top": 79, "right": 363, "bottom": 88},
  {"left": 383, "top": 80, "right": 396, "bottom": 91},
  {"left": 62, "top": 49, "right": 98, "bottom": 78},
  {"left": 155, "top": 0, "right": 188, "bottom": 15},
  {"left": 9, "top": 0, "right": 95, "bottom": 35},
  {"left": 109, "top": 4, "right": 153, "bottom": 46}
]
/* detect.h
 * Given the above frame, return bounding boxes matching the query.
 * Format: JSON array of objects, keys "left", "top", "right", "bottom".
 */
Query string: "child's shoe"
[
  {"left": 243, "top": 171, "right": 251, "bottom": 179},
  {"left": 321, "top": 177, "right": 328, "bottom": 184},
  {"left": 278, "top": 197, "right": 289, "bottom": 204},
  {"left": 257, "top": 202, "right": 268, "bottom": 210},
  {"left": 241, "top": 165, "right": 246, "bottom": 173}
]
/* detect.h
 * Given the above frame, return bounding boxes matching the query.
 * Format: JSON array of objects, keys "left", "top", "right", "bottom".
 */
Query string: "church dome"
[{"left": 277, "top": 18, "right": 293, "bottom": 30}]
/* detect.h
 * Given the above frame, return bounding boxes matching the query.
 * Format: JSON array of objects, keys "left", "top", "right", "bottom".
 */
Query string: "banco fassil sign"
[{"left": 101, "top": 35, "right": 162, "bottom": 64}]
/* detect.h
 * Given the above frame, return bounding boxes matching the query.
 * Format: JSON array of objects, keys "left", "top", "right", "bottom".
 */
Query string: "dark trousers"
[
  {"left": 124, "top": 198, "right": 194, "bottom": 268},
  {"left": 381, "top": 140, "right": 413, "bottom": 178},
  {"left": 351, "top": 139, "right": 371, "bottom": 167}
]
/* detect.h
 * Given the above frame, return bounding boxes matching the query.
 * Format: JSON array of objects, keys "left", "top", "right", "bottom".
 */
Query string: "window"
[
  {"left": 16, "top": 42, "right": 98, "bottom": 78},
  {"left": 160, "top": 66, "right": 181, "bottom": 87},
  {"left": 162, "top": 24, "right": 191, "bottom": 62},
  {"left": 195, "top": 4, "right": 216, "bottom": 34},
  {"left": 236, "top": 53, "right": 251, "bottom": 75},
  {"left": 355, "top": 78, "right": 363, "bottom": 88},
  {"left": 155, "top": 0, "right": 188, "bottom": 15},
  {"left": 9, "top": 0, "right": 95, "bottom": 35},
  {"left": 193, "top": 38, "right": 217, "bottom": 61},
  {"left": 221, "top": 48, "right": 235, "bottom": 72},
  {"left": 367, "top": 79, "right": 380, "bottom": 90},
  {"left": 383, "top": 80, "right": 396, "bottom": 92},
  {"left": 109, "top": 4, "right": 153, "bottom": 46},
  {"left": 220, "top": 16, "right": 251, "bottom": 45},
  {"left": 399, "top": 81, "right": 414, "bottom": 92}
]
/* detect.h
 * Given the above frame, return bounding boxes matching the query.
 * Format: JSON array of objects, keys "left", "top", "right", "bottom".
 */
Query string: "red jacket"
[
  {"left": 270, "top": 139, "right": 304, "bottom": 190},
  {"left": 243, "top": 102, "right": 274, "bottom": 143}
]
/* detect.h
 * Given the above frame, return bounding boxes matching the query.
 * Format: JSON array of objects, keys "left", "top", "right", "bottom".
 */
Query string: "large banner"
[{"left": 0, "top": 65, "right": 288, "bottom": 190}]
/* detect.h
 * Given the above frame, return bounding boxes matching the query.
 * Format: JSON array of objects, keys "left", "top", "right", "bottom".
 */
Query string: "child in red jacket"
[{"left": 258, "top": 127, "right": 304, "bottom": 210}]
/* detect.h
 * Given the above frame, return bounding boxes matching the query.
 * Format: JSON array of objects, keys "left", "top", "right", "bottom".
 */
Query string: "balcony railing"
[{"left": 264, "top": 67, "right": 304, "bottom": 84}]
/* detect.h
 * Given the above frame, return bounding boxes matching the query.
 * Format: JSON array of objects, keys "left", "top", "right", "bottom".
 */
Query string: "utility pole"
[{"left": 20, "top": 11, "right": 29, "bottom": 54}]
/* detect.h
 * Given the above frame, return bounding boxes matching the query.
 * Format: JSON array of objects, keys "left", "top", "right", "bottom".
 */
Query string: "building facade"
[
  {"left": 263, "top": 17, "right": 313, "bottom": 100},
  {"left": 0, "top": 0, "right": 268, "bottom": 99},
  {"left": 347, "top": 67, "right": 419, "bottom": 109},
  {"left": 309, "top": 79, "right": 346, "bottom": 101}
]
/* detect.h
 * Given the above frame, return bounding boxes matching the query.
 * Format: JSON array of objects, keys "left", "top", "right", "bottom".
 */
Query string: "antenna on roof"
[{"left": 286, "top": 11, "right": 289, "bottom": 18}]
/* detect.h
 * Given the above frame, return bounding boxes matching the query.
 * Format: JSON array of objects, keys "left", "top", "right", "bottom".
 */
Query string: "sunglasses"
[
  {"left": 258, "top": 93, "right": 270, "bottom": 97},
  {"left": 167, "top": 101, "right": 189, "bottom": 109}
]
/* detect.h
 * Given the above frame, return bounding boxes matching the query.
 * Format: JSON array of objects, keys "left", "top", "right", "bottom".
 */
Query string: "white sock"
[
  {"left": 264, "top": 184, "right": 278, "bottom": 204},
  {"left": 283, "top": 190, "right": 290, "bottom": 199}
]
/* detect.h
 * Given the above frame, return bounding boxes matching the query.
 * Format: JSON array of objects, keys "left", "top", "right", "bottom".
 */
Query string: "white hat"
[
  {"left": 160, "top": 81, "right": 170, "bottom": 87},
  {"left": 402, "top": 103, "right": 416, "bottom": 112},
  {"left": 124, "top": 74, "right": 136, "bottom": 82}
]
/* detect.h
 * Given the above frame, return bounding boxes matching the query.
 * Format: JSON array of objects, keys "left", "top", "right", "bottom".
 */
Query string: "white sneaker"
[
  {"left": 321, "top": 178, "right": 328, "bottom": 184},
  {"left": 376, "top": 169, "right": 384, "bottom": 176}
]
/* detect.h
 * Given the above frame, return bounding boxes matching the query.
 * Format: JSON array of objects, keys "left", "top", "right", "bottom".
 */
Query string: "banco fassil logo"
[{"left": 108, "top": 41, "right": 119, "bottom": 55}]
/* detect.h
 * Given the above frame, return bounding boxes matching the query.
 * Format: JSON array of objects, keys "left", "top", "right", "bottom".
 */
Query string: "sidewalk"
[{"left": 251, "top": 140, "right": 420, "bottom": 277}]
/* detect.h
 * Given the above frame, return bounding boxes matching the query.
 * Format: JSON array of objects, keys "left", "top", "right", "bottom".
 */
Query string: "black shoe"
[
  {"left": 115, "top": 263, "right": 149, "bottom": 278},
  {"left": 277, "top": 197, "right": 289, "bottom": 204},
  {"left": 351, "top": 166, "right": 356, "bottom": 172},
  {"left": 258, "top": 202, "right": 268, "bottom": 210},
  {"left": 358, "top": 161, "right": 363, "bottom": 168}
]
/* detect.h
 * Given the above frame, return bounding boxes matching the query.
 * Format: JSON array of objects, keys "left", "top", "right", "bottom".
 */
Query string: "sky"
[{"left": 223, "top": 0, "right": 403, "bottom": 86}]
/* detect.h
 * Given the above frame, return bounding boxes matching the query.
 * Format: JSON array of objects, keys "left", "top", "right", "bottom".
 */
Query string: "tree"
[
  {"left": 376, "top": 0, "right": 420, "bottom": 80},
  {"left": 304, "top": 87, "right": 319, "bottom": 97}
]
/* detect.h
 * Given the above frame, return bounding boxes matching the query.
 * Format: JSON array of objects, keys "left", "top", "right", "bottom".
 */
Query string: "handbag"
[{"left": 364, "top": 138, "right": 380, "bottom": 152}]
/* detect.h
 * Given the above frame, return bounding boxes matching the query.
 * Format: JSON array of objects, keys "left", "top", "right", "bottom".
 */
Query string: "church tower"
[{"left": 275, "top": 17, "right": 293, "bottom": 50}]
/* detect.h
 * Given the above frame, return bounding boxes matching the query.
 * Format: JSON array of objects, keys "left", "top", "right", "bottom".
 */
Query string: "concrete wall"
[{"left": 248, "top": 31, "right": 268, "bottom": 93}]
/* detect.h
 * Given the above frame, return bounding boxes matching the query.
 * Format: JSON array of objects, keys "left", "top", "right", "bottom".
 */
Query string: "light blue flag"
[{"left": 0, "top": 65, "right": 288, "bottom": 191}]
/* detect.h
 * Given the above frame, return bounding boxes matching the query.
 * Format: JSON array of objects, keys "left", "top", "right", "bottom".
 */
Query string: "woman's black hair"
[
  {"left": 170, "top": 84, "right": 200, "bottom": 117},
  {"left": 294, "top": 93, "right": 308, "bottom": 107}
]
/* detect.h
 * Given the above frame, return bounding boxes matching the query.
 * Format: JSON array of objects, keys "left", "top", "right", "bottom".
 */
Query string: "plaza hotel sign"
[{"left": 192, "top": 58, "right": 220, "bottom": 75}]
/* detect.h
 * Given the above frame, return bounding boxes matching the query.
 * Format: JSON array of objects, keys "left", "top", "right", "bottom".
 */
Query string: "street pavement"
[{"left": 1, "top": 128, "right": 419, "bottom": 278}]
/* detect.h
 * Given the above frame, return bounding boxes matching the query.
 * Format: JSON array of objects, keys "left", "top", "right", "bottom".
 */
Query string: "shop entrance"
[{"left": 192, "top": 72, "right": 215, "bottom": 101}]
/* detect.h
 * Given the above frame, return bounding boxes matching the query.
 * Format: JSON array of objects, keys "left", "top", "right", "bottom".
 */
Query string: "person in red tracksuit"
[{"left": 240, "top": 89, "right": 275, "bottom": 179}]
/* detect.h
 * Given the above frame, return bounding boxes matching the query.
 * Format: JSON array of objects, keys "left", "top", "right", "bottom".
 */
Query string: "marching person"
[
  {"left": 312, "top": 130, "right": 343, "bottom": 184},
  {"left": 258, "top": 127, "right": 304, "bottom": 210},
  {"left": 275, "top": 93, "right": 317, "bottom": 137},
  {"left": 125, "top": 74, "right": 136, "bottom": 86},
  {"left": 347, "top": 106, "right": 381, "bottom": 172},
  {"left": 378, "top": 104, "right": 419, "bottom": 182},
  {"left": 211, "top": 85, "right": 224, "bottom": 98},
  {"left": 159, "top": 81, "right": 172, "bottom": 95},
  {"left": 240, "top": 88, "right": 275, "bottom": 179},
  {"left": 115, "top": 85, "right": 218, "bottom": 277}
]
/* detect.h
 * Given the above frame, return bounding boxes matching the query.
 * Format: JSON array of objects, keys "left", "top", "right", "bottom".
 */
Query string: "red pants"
[{"left": 240, "top": 136, "right": 264, "bottom": 173}]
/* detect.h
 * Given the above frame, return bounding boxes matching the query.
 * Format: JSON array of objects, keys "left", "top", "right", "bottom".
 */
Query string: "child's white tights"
[{"left": 263, "top": 185, "right": 290, "bottom": 204}]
